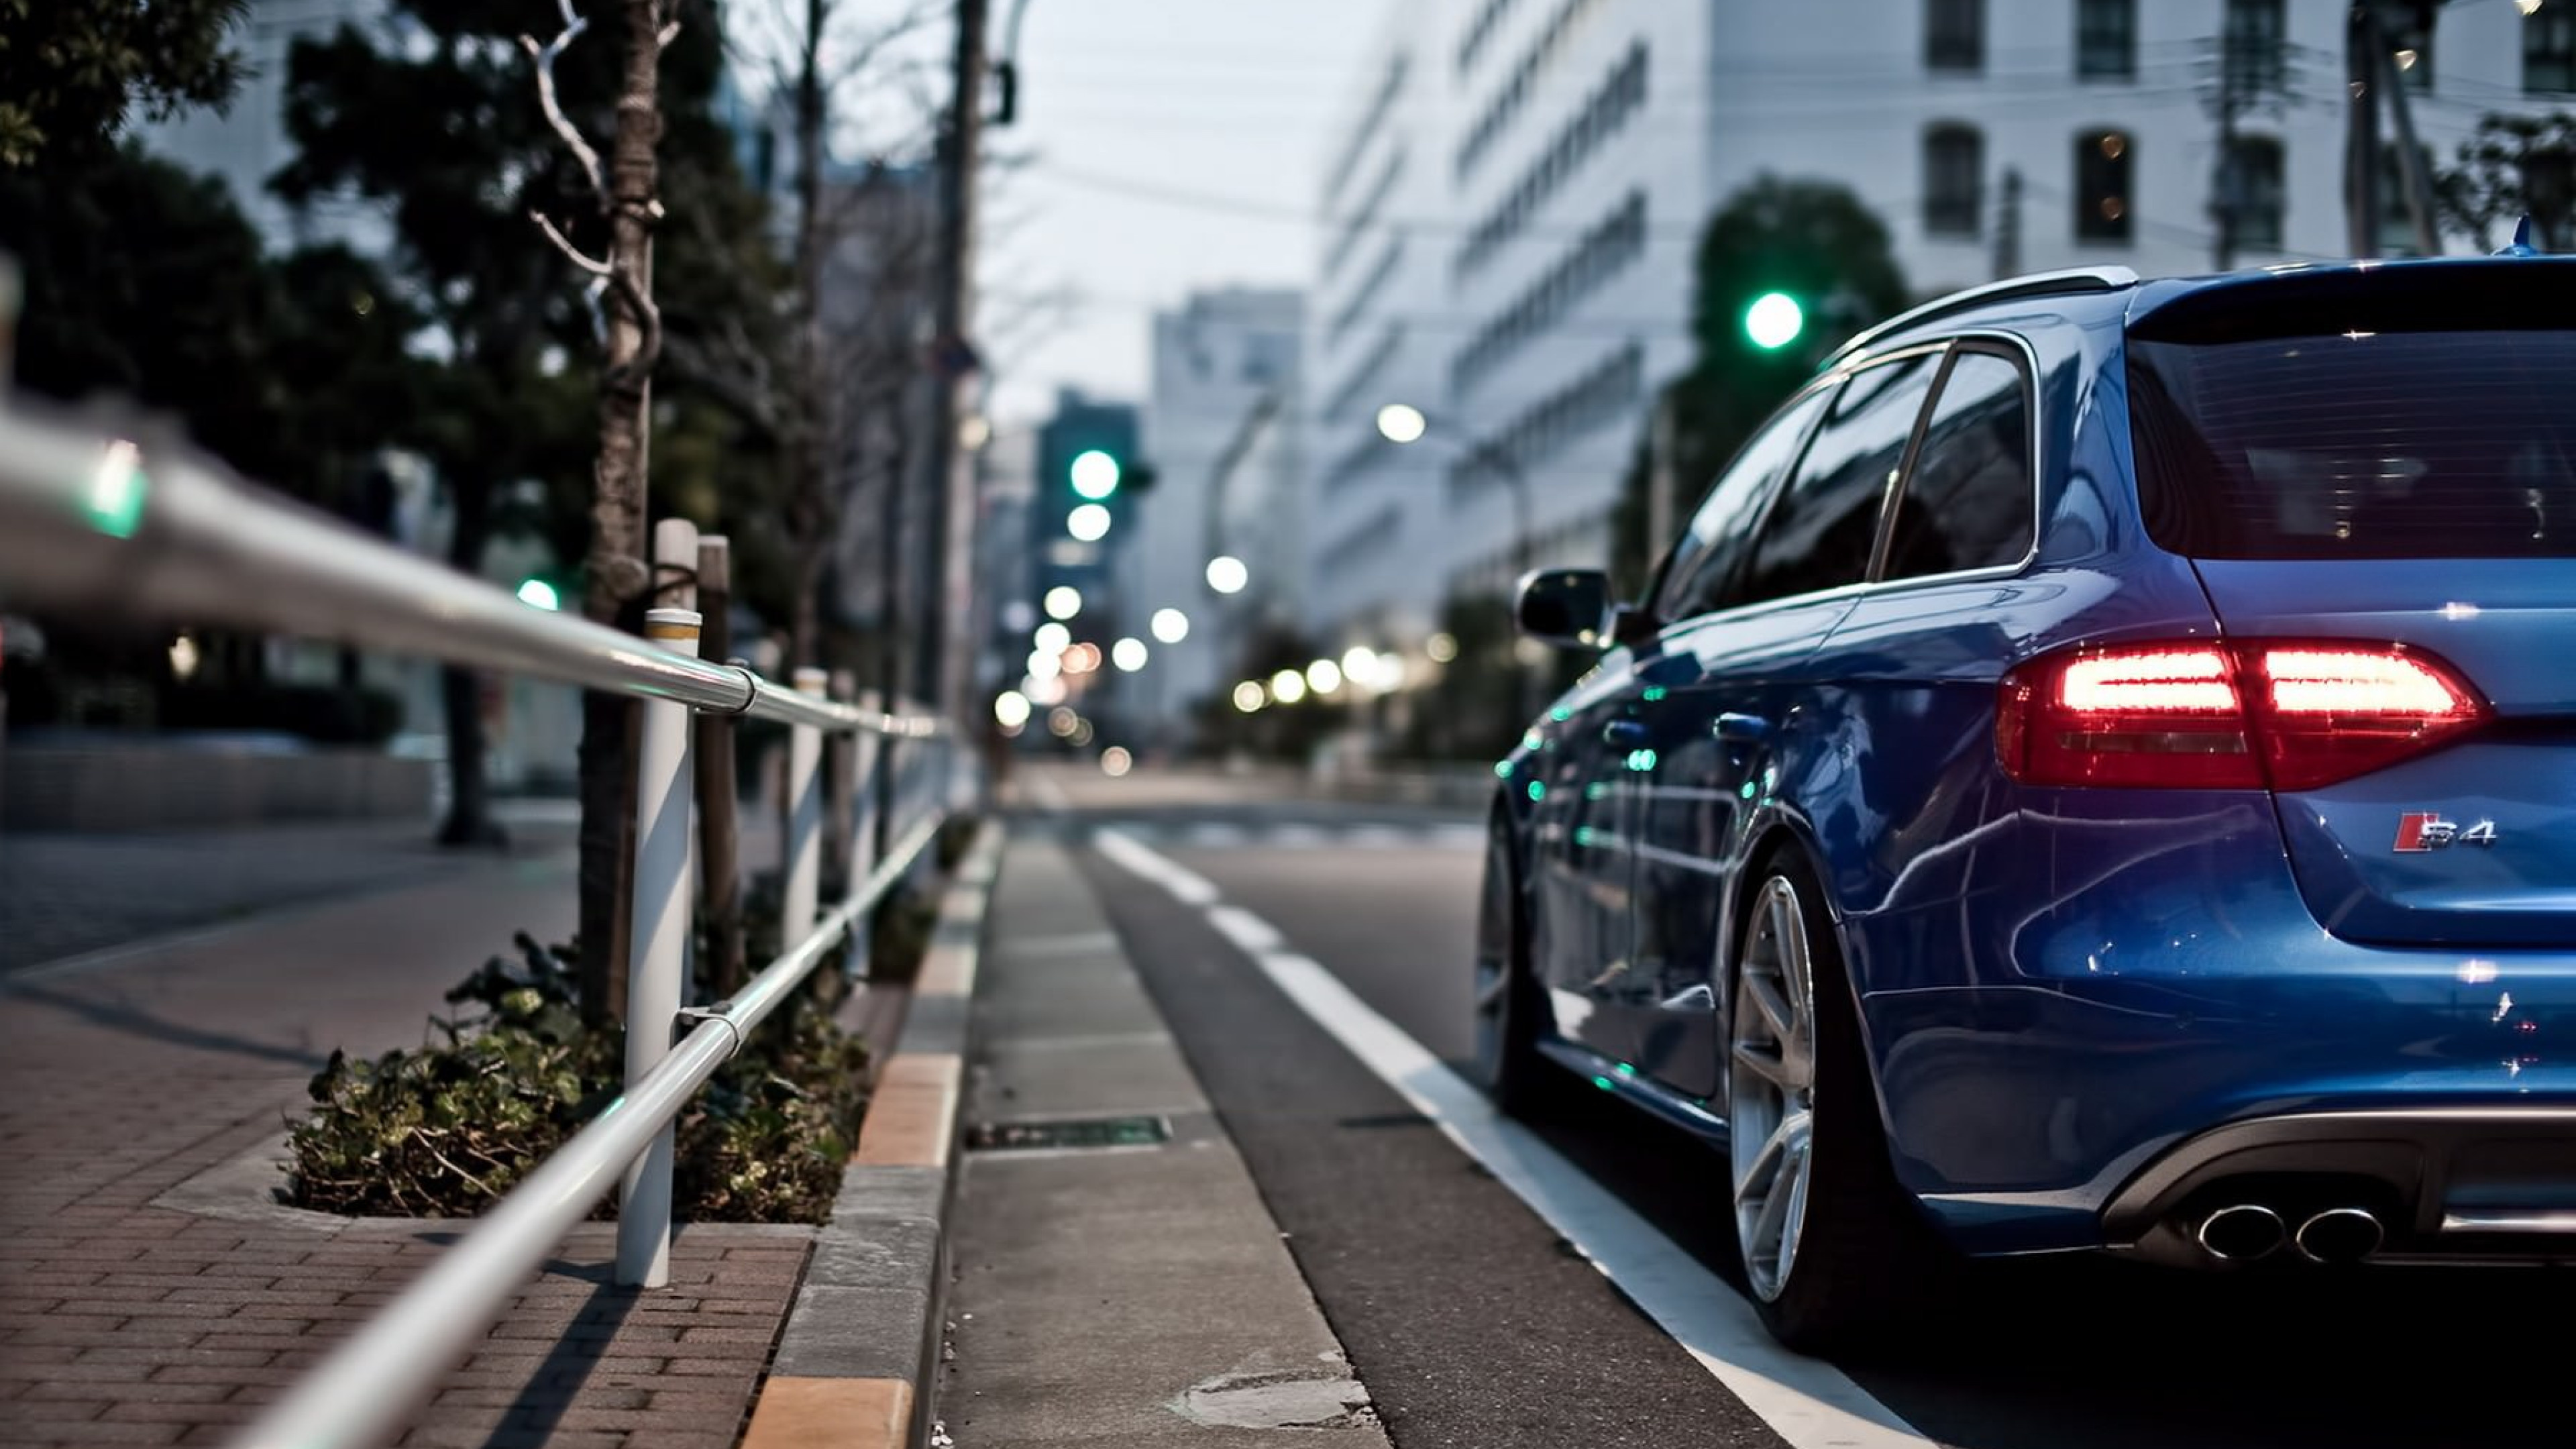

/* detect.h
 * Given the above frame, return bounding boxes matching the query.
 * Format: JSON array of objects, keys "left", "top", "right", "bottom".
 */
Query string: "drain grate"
[{"left": 965, "top": 1115, "right": 1172, "bottom": 1152}]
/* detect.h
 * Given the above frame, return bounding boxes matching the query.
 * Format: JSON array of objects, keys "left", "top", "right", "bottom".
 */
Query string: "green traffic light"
[
  {"left": 1069, "top": 448, "right": 1121, "bottom": 500},
  {"left": 1744, "top": 291, "right": 1804, "bottom": 351}
]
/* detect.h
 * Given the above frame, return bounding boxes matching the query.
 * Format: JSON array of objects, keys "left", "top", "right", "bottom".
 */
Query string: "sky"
[{"left": 972, "top": 0, "right": 1388, "bottom": 423}]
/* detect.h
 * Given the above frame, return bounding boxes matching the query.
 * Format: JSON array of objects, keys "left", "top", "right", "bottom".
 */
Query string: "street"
[{"left": 1006, "top": 763, "right": 2570, "bottom": 1449}]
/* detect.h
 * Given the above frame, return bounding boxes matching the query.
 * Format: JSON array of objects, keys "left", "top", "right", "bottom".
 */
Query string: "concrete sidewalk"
[
  {"left": 937, "top": 834, "right": 1385, "bottom": 1446},
  {"left": 0, "top": 839, "right": 810, "bottom": 1449}
]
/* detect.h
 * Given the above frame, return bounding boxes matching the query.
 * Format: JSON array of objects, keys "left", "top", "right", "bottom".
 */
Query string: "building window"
[
  {"left": 2530, "top": 6, "right": 2576, "bottom": 94},
  {"left": 2075, "top": 129, "right": 2133, "bottom": 242},
  {"left": 1924, "top": 123, "right": 1984, "bottom": 237},
  {"left": 2223, "top": 0, "right": 2287, "bottom": 96},
  {"left": 2226, "top": 135, "right": 2285, "bottom": 251},
  {"left": 1925, "top": 0, "right": 1984, "bottom": 72},
  {"left": 2076, "top": 0, "right": 2135, "bottom": 80}
]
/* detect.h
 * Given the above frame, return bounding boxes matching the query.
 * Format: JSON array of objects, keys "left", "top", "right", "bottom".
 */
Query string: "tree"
[
  {"left": 279, "top": 0, "right": 779, "bottom": 1002},
  {"left": 1607, "top": 176, "right": 1911, "bottom": 594},
  {"left": 0, "top": 0, "right": 248, "bottom": 166},
  {"left": 2437, "top": 111, "right": 2576, "bottom": 252}
]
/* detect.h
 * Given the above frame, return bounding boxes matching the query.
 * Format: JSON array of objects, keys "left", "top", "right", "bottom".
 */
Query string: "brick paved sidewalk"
[{"left": 0, "top": 846, "right": 814, "bottom": 1448}]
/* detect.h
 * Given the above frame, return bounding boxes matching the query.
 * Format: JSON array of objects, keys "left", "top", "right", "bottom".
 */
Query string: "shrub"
[{"left": 289, "top": 926, "right": 869, "bottom": 1223}]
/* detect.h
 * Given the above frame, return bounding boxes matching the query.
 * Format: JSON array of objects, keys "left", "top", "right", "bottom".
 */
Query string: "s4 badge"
[{"left": 2394, "top": 813, "right": 2498, "bottom": 852}]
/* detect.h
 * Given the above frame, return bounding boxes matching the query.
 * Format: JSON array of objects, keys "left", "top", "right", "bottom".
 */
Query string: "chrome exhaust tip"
[
  {"left": 2294, "top": 1208, "right": 2384, "bottom": 1265},
  {"left": 2196, "top": 1203, "right": 2287, "bottom": 1262}
]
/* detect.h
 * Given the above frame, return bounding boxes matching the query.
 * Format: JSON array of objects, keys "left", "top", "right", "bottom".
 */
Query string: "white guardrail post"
[
  {"left": 617, "top": 606, "right": 702, "bottom": 1289},
  {"left": 782, "top": 667, "right": 828, "bottom": 945}
]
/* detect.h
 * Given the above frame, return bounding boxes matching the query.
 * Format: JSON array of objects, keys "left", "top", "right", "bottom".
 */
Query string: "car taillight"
[{"left": 1996, "top": 641, "right": 2486, "bottom": 790}]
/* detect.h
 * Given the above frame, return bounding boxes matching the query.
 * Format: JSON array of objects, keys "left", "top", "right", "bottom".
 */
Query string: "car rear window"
[{"left": 2129, "top": 328, "right": 2576, "bottom": 559}]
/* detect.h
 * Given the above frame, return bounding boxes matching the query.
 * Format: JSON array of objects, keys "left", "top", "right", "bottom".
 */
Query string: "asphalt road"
[{"left": 1023, "top": 764, "right": 2570, "bottom": 1449}]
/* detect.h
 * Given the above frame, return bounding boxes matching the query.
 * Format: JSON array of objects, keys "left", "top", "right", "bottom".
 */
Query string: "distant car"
[{"left": 1475, "top": 256, "right": 2576, "bottom": 1350}]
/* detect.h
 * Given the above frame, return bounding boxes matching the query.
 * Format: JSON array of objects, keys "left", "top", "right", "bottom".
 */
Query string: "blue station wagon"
[{"left": 1475, "top": 254, "right": 2576, "bottom": 1349}]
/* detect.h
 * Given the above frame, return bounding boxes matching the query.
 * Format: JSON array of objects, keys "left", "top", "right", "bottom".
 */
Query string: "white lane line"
[
  {"left": 1186, "top": 822, "right": 1250, "bottom": 847},
  {"left": 1092, "top": 828, "right": 1221, "bottom": 906},
  {"left": 1093, "top": 828, "right": 1935, "bottom": 1449},
  {"left": 1022, "top": 772, "right": 1075, "bottom": 813}
]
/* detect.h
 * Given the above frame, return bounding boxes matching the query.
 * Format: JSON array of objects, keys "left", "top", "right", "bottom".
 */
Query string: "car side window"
[
  {"left": 1654, "top": 387, "right": 1835, "bottom": 624},
  {"left": 1740, "top": 350, "right": 1940, "bottom": 605},
  {"left": 1882, "top": 349, "right": 2035, "bottom": 580}
]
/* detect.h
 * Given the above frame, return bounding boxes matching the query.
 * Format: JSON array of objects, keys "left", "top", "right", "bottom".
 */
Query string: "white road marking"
[
  {"left": 1093, "top": 828, "right": 1935, "bottom": 1449},
  {"left": 1092, "top": 827, "right": 1222, "bottom": 906},
  {"left": 1186, "top": 822, "right": 1250, "bottom": 847},
  {"left": 995, "top": 929, "right": 1124, "bottom": 958}
]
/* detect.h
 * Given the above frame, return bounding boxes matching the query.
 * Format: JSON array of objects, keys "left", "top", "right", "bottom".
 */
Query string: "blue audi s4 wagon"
[{"left": 1475, "top": 255, "right": 2575, "bottom": 1350}]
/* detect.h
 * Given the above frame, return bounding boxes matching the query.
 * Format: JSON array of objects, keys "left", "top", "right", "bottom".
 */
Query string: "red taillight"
[{"left": 1997, "top": 641, "right": 2486, "bottom": 790}]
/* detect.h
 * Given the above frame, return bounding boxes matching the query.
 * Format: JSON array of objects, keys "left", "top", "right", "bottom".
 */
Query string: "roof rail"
[{"left": 1823, "top": 265, "right": 2142, "bottom": 368}]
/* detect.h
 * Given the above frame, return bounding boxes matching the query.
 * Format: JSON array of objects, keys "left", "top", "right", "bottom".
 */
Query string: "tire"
[
  {"left": 1472, "top": 811, "right": 1547, "bottom": 1116},
  {"left": 1726, "top": 847, "right": 1936, "bottom": 1352}
]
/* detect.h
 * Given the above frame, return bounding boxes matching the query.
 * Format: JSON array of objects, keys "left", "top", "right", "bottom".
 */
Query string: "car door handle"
[
  {"left": 1714, "top": 713, "right": 1771, "bottom": 743},
  {"left": 1602, "top": 718, "right": 1651, "bottom": 747}
]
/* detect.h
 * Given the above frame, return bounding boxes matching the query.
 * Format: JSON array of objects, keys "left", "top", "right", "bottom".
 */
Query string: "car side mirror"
[{"left": 1514, "top": 568, "right": 1611, "bottom": 649}]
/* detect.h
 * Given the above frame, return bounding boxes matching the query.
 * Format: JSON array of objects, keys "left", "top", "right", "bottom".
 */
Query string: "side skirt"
[{"left": 1534, "top": 1038, "right": 1732, "bottom": 1146}]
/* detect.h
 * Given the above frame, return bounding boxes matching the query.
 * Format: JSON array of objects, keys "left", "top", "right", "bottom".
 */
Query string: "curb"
[{"left": 742, "top": 820, "right": 1004, "bottom": 1449}]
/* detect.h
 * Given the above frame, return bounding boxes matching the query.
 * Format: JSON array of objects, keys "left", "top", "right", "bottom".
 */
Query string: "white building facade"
[{"left": 1301, "top": 0, "right": 2573, "bottom": 658}]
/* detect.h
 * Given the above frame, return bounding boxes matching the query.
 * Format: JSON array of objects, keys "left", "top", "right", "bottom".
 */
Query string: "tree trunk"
[
  {"left": 437, "top": 478, "right": 506, "bottom": 848},
  {"left": 574, "top": 0, "right": 667, "bottom": 1030},
  {"left": 784, "top": 0, "right": 833, "bottom": 676}
]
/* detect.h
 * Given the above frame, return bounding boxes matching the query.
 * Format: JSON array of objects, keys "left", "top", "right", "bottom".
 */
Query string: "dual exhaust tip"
[{"left": 2196, "top": 1204, "right": 2384, "bottom": 1265}]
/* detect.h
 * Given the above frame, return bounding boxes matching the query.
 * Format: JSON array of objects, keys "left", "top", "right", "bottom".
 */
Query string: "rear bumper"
[
  {"left": 1847, "top": 788, "right": 2576, "bottom": 1254},
  {"left": 2100, "top": 1106, "right": 2576, "bottom": 1267}
]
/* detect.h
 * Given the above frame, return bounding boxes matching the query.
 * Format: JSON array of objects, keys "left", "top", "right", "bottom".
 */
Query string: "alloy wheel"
[{"left": 1729, "top": 874, "right": 1818, "bottom": 1302}]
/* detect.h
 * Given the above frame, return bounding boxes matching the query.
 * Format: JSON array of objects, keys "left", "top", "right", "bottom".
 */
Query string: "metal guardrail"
[{"left": 0, "top": 396, "right": 965, "bottom": 1449}]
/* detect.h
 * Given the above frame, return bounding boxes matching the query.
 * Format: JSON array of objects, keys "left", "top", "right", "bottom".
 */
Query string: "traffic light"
[
  {"left": 1743, "top": 291, "right": 1805, "bottom": 351},
  {"left": 1069, "top": 448, "right": 1121, "bottom": 500}
]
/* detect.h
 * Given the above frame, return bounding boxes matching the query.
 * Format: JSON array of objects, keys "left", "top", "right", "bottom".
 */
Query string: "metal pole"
[
  {"left": 782, "top": 666, "right": 828, "bottom": 946},
  {"left": 2348, "top": 5, "right": 2383, "bottom": 259},
  {"left": 824, "top": 666, "right": 857, "bottom": 898},
  {"left": 693, "top": 536, "right": 747, "bottom": 998},
  {"left": 921, "top": 0, "right": 991, "bottom": 718},
  {"left": 849, "top": 688, "right": 883, "bottom": 979},
  {"left": 2373, "top": 15, "right": 2444, "bottom": 258},
  {"left": 617, "top": 606, "right": 700, "bottom": 1289}
]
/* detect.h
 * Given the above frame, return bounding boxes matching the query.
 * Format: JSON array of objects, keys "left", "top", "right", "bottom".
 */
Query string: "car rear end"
[{"left": 1955, "top": 260, "right": 2576, "bottom": 1268}]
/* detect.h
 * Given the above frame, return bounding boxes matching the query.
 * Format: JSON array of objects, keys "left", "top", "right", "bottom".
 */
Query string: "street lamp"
[
  {"left": 1375, "top": 402, "right": 1534, "bottom": 587},
  {"left": 1205, "top": 555, "right": 1249, "bottom": 594},
  {"left": 1378, "top": 402, "right": 1544, "bottom": 723}
]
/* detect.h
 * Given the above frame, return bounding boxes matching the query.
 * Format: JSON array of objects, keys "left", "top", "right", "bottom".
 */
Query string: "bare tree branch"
[
  {"left": 531, "top": 209, "right": 613, "bottom": 276},
  {"left": 519, "top": 9, "right": 604, "bottom": 205}
]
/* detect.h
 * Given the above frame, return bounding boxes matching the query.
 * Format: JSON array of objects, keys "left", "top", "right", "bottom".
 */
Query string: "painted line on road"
[{"left": 1093, "top": 826, "right": 1935, "bottom": 1449}]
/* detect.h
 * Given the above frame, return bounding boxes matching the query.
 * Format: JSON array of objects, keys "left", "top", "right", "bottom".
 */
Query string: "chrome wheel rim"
[
  {"left": 1470, "top": 830, "right": 1515, "bottom": 1087},
  {"left": 1729, "top": 875, "right": 1817, "bottom": 1303}
]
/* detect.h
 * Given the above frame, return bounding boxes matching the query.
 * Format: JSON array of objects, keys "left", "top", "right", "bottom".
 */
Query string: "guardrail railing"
[{"left": 0, "top": 396, "right": 966, "bottom": 1449}]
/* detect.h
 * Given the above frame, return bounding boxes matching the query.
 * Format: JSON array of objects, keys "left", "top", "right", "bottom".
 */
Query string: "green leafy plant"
[{"left": 289, "top": 915, "right": 873, "bottom": 1222}]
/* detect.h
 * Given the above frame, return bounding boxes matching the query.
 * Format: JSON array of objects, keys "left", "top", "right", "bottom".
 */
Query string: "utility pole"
[
  {"left": 2212, "top": 30, "right": 2241, "bottom": 272},
  {"left": 2346, "top": 2, "right": 2444, "bottom": 259},
  {"left": 2373, "top": 6, "right": 2444, "bottom": 256},
  {"left": 2347, "top": 4, "right": 2384, "bottom": 258},
  {"left": 920, "top": 0, "right": 990, "bottom": 718},
  {"left": 1993, "top": 165, "right": 2023, "bottom": 278}
]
